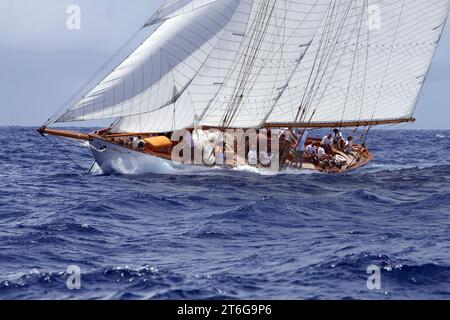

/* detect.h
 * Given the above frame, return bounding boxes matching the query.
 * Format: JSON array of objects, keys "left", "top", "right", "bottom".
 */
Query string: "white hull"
[{"left": 89, "top": 138, "right": 183, "bottom": 175}]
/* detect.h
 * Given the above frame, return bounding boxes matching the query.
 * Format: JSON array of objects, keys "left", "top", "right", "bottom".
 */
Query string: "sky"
[{"left": 0, "top": 0, "right": 449, "bottom": 129}]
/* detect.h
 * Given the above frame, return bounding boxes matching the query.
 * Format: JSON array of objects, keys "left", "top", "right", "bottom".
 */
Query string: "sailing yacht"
[{"left": 39, "top": 0, "right": 450, "bottom": 174}]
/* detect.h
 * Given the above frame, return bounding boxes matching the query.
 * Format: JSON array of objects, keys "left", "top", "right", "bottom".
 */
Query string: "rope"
[
  {"left": 39, "top": 133, "right": 86, "bottom": 172},
  {"left": 87, "top": 161, "right": 98, "bottom": 174}
]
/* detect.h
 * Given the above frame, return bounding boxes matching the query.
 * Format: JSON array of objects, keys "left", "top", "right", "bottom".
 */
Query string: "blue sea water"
[{"left": 1, "top": 127, "right": 450, "bottom": 300}]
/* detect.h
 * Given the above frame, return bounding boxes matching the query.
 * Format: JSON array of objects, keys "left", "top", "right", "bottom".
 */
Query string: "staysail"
[
  {"left": 56, "top": 0, "right": 241, "bottom": 123},
  {"left": 51, "top": 0, "right": 450, "bottom": 132}
]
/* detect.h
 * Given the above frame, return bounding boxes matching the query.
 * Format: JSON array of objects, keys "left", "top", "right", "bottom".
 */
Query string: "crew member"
[
  {"left": 321, "top": 134, "right": 333, "bottom": 154},
  {"left": 305, "top": 143, "right": 317, "bottom": 162},
  {"left": 292, "top": 129, "right": 308, "bottom": 165},
  {"left": 317, "top": 144, "right": 327, "bottom": 161},
  {"left": 344, "top": 136, "right": 354, "bottom": 154},
  {"left": 332, "top": 128, "right": 343, "bottom": 145}
]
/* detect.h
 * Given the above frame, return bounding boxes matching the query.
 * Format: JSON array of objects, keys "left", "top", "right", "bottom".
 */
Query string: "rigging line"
[
  {"left": 220, "top": 0, "right": 277, "bottom": 128},
  {"left": 39, "top": 133, "right": 86, "bottom": 172},
  {"left": 197, "top": 1, "right": 253, "bottom": 123},
  {"left": 293, "top": 0, "right": 338, "bottom": 123},
  {"left": 232, "top": 0, "right": 287, "bottom": 122},
  {"left": 297, "top": 0, "right": 339, "bottom": 112},
  {"left": 339, "top": 0, "right": 367, "bottom": 126},
  {"left": 87, "top": 161, "right": 98, "bottom": 175},
  {"left": 240, "top": 0, "right": 287, "bottom": 119},
  {"left": 224, "top": 0, "right": 304, "bottom": 127},
  {"left": 358, "top": 0, "right": 371, "bottom": 122},
  {"left": 299, "top": 0, "right": 358, "bottom": 124},
  {"left": 227, "top": 0, "right": 274, "bottom": 104},
  {"left": 369, "top": 0, "right": 407, "bottom": 122},
  {"left": 236, "top": 0, "right": 321, "bottom": 92},
  {"left": 258, "top": 4, "right": 293, "bottom": 123},
  {"left": 294, "top": 0, "right": 347, "bottom": 124},
  {"left": 44, "top": 24, "right": 153, "bottom": 127},
  {"left": 242, "top": 0, "right": 325, "bottom": 126},
  {"left": 273, "top": 1, "right": 336, "bottom": 122},
  {"left": 304, "top": 0, "right": 356, "bottom": 106}
]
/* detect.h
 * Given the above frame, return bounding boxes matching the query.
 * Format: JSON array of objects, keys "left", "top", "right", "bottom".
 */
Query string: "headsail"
[
  {"left": 55, "top": 0, "right": 240, "bottom": 124},
  {"left": 50, "top": 0, "right": 450, "bottom": 133}
]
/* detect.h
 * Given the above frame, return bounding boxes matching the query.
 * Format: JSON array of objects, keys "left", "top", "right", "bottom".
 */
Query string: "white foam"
[
  {"left": 98, "top": 158, "right": 322, "bottom": 176},
  {"left": 78, "top": 141, "right": 91, "bottom": 148}
]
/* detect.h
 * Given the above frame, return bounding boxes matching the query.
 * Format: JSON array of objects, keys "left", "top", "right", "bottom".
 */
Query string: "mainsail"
[
  {"left": 267, "top": 0, "right": 450, "bottom": 126},
  {"left": 50, "top": 0, "right": 450, "bottom": 133}
]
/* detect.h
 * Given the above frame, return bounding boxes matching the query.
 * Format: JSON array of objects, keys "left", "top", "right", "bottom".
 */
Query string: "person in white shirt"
[
  {"left": 332, "top": 129, "right": 343, "bottom": 145},
  {"left": 317, "top": 144, "right": 332, "bottom": 168},
  {"left": 305, "top": 143, "right": 317, "bottom": 162},
  {"left": 321, "top": 134, "right": 333, "bottom": 153},
  {"left": 317, "top": 146, "right": 327, "bottom": 160},
  {"left": 291, "top": 129, "right": 308, "bottom": 165},
  {"left": 344, "top": 136, "right": 354, "bottom": 154}
]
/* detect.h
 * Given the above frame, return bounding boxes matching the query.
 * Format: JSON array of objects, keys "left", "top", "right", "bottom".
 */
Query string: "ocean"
[{"left": 1, "top": 127, "right": 450, "bottom": 300}]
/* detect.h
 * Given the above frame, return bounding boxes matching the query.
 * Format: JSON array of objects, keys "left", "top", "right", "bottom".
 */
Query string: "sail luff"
[{"left": 408, "top": 3, "right": 450, "bottom": 118}]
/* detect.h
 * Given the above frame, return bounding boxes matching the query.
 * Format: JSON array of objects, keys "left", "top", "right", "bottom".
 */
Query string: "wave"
[{"left": 0, "top": 265, "right": 235, "bottom": 300}]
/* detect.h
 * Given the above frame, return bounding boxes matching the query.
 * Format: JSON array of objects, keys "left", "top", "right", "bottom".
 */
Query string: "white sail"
[
  {"left": 198, "top": 0, "right": 331, "bottom": 128},
  {"left": 267, "top": 0, "right": 450, "bottom": 125},
  {"left": 113, "top": 0, "right": 331, "bottom": 132},
  {"left": 56, "top": 0, "right": 240, "bottom": 123},
  {"left": 54, "top": 0, "right": 450, "bottom": 132},
  {"left": 112, "top": 0, "right": 254, "bottom": 133}
]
